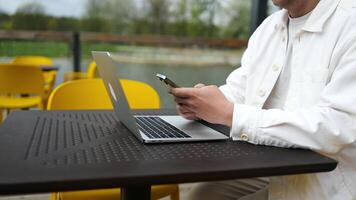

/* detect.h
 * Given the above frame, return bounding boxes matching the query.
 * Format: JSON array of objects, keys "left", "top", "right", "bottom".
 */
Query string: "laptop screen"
[{"left": 92, "top": 51, "right": 142, "bottom": 141}]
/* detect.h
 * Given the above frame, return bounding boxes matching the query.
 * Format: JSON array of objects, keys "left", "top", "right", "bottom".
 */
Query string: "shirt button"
[
  {"left": 257, "top": 90, "right": 266, "bottom": 97},
  {"left": 272, "top": 64, "right": 280, "bottom": 71},
  {"left": 240, "top": 133, "right": 249, "bottom": 141}
]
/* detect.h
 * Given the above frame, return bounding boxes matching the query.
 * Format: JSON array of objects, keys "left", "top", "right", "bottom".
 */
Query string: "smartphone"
[{"left": 156, "top": 73, "right": 180, "bottom": 88}]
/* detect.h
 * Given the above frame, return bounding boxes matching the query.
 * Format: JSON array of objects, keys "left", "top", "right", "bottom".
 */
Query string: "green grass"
[
  {"left": 0, "top": 41, "right": 118, "bottom": 58},
  {"left": 0, "top": 41, "right": 70, "bottom": 57},
  {"left": 0, "top": 41, "right": 244, "bottom": 60},
  {"left": 0, "top": 41, "right": 164, "bottom": 58},
  {"left": 81, "top": 43, "right": 118, "bottom": 58}
]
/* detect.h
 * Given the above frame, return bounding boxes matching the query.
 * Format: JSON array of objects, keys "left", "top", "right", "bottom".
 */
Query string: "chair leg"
[
  {"left": 170, "top": 186, "right": 180, "bottom": 200},
  {"left": 50, "top": 192, "right": 59, "bottom": 200},
  {"left": 0, "top": 109, "right": 3, "bottom": 123},
  {"left": 39, "top": 102, "right": 45, "bottom": 110}
]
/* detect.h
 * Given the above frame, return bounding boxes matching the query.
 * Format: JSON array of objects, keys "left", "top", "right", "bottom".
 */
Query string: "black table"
[
  {"left": 0, "top": 110, "right": 337, "bottom": 200},
  {"left": 39, "top": 65, "right": 59, "bottom": 72}
]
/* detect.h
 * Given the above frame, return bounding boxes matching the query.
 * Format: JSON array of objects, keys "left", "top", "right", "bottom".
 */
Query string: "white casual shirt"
[
  {"left": 264, "top": 12, "right": 312, "bottom": 109},
  {"left": 219, "top": 0, "right": 356, "bottom": 199}
]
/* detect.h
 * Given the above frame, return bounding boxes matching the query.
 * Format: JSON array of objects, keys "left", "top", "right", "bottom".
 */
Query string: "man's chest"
[{"left": 245, "top": 30, "right": 338, "bottom": 109}]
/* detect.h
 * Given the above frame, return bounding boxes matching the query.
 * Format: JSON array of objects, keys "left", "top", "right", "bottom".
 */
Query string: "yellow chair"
[
  {"left": 0, "top": 109, "right": 3, "bottom": 123},
  {"left": 47, "top": 79, "right": 179, "bottom": 200},
  {"left": 12, "top": 56, "right": 53, "bottom": 66},
  {"left": 0, "top": 64, "right": 45, "bottom": 111},
  {"left": 86, "top": 61, "right": 98, "bottom": 78},
  {"left": 63, "top": 61, "right": 98, "bottom": 82},
  {"left": 47, "top": 79, "right": 160, "bottom": 110},
  {"left": 12, "top": 56, "right": 57, "bottom": 105}
]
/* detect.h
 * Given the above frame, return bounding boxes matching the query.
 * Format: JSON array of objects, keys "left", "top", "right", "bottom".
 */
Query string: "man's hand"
[
  {"left": 173, "top": 83, "right": 204, "bottom": 120},
  {"left": 170, "top": 84, "right": 233, "bottom": 127}
]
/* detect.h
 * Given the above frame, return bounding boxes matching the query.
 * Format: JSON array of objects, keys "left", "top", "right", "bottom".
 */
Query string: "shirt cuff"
[
  {"left": 219, "top": 84, "right": 235, "bottom": 102},
  {"left": 230, "top": 103, "right": 262, "bottom": 144}
]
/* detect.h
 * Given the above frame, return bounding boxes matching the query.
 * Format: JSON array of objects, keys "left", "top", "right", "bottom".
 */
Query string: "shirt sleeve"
[
  {"left": 219, "top": 34, "right": 255, "bottom": 104},
  {"left": 230, "top": 34, "right": 356, "bottom": 155},
  {"left": 219, "top": 66, "right": 247, "bottom": 104}
]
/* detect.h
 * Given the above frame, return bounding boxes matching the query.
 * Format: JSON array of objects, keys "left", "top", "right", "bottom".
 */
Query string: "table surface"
[{"left": 0, "top": 110, "right": 337, "bottom": 195}]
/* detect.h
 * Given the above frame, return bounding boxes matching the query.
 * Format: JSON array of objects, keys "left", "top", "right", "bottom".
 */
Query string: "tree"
[
  {"left": 221, "top": 1, "right": 251, "bottom": 39},
  {"left": 187, "top": 0, "right": 217, "bottom": 37},
  {"left": 82, "top": 0, "right": 135, "bottom": 33},
  {"left": 84, "top": 0, "right": 102, "bottom": 19},
  {"left": 172, "top": 0, "right": 188, "bottom": 36},
  {"left": 12, "top": 2, "right": 49, "bottom": 30},
  {"left": 55, "top": 17, "right": 80, "bottom": 32},
  {"left": 16, "top": 1, "right": 45, "bottom": 15},
  {"left": 81, "top": 0, "right": 112, "bottom": 32},
  {"left": 2, "top": 0, "right": 252, "bottom": 40},
  {"left": 103, "top": 0, "right": 136, "bottom": 34},
  {"left": 0, "top": 12, "right": 12, "bottom": 30},
  {"left": 144, "top": 0, "right": 170, "bottom": 34}
]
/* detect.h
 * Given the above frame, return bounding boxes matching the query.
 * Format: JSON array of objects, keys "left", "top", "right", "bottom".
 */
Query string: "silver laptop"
[{"left": 92, "top": 51, "right": 229, "bottom": 143}]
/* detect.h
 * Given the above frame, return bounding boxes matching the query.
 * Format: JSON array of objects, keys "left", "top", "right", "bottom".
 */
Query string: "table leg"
[{"left": 121, "top": 185, "right": 151, "bottom": 200}]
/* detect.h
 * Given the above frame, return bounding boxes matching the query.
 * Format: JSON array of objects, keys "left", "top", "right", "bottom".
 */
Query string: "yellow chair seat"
[
  {"left": 0, "top": 96, "right": 42, "bottom": 109},
  {"left": 54, "top": 185, "right": 179, "bottom": 200}
]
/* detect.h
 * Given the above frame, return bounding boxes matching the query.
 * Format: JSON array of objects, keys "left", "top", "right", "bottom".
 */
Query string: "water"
[{"left": 53, "top": 58, "right": 237, "bottom": 108}]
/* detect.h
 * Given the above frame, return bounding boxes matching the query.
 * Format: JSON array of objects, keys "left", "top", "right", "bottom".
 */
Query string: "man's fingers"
[
  {"left": 182, "top": 113, "right": 198, "bottom": 120},
  {"left": 174, "top": 97, "right": 188, "bottom": 104},
  {"left": 170, "top": 87, "right": 196, "bottom": 98},
  {"left": 176, "top": 104, "right": 197, "bottom": 120},
  {"left": 167, "top": 85, "right": 173, "bottom": 93},
  {"left": 194, "top": 83, "right": 205, "bottom": 88},
  {"left": 174, "top": 97, "right": 197, "bottom": 109},
  {"left": 176, "top": 103, "right": 194, "bottom": 113}
]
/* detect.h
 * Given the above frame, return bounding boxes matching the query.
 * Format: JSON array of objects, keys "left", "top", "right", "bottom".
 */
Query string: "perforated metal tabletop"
[{"left": 0, "top": 110, "right": 337, "bottom": 200}]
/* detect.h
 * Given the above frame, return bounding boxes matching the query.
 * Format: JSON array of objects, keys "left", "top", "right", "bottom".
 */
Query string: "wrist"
[{"left": 222, "top": 102, "right": 234, "bottom": 127}]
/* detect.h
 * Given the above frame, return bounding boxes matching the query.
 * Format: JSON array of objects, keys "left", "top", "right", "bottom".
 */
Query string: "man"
[{"left": 170, "top": 0, "right": 356, "bottom": 199}]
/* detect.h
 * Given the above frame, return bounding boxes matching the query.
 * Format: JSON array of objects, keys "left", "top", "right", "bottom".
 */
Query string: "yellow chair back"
[
  {"left": 0, "top": 64, "right": 45, "bottom": 95},
  {"left": 12, "top": 56, "right": 53, "bottom": 66},
  {"left": 87, "top": 61, "right": 98, "bottom": 78},
  {"left": 12, "top": 55, "right": 56, "bottom": 95},
  {"left": 47, "top": 79, "right": 160, "bottom": 110}
]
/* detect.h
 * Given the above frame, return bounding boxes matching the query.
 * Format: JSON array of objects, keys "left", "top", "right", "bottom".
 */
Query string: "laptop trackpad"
[{"left": 158, "top": 115, "right": 228, "bottom": 139}]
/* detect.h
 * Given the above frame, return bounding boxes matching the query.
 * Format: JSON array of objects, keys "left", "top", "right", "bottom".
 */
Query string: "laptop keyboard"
[{"left": 135, "top": 116, "right": 191, "bottom": 139}]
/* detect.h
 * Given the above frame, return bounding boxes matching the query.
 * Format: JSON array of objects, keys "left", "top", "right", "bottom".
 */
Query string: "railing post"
[
  {"left": 72, "top": 32, "right": 81, "bottom": 72},
  {"left": 250, "top": 0, "right": 268, "bottom": 36}
]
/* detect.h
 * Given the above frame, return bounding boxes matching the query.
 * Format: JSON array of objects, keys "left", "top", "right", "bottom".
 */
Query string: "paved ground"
[{"left": 0, "top": 184, "right": 195, "bottom": 200}]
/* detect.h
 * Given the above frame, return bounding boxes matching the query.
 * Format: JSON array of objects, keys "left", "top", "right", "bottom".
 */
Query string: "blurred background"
[{"left": 0, "top": 0, "right": 279, "bottom": 108}]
